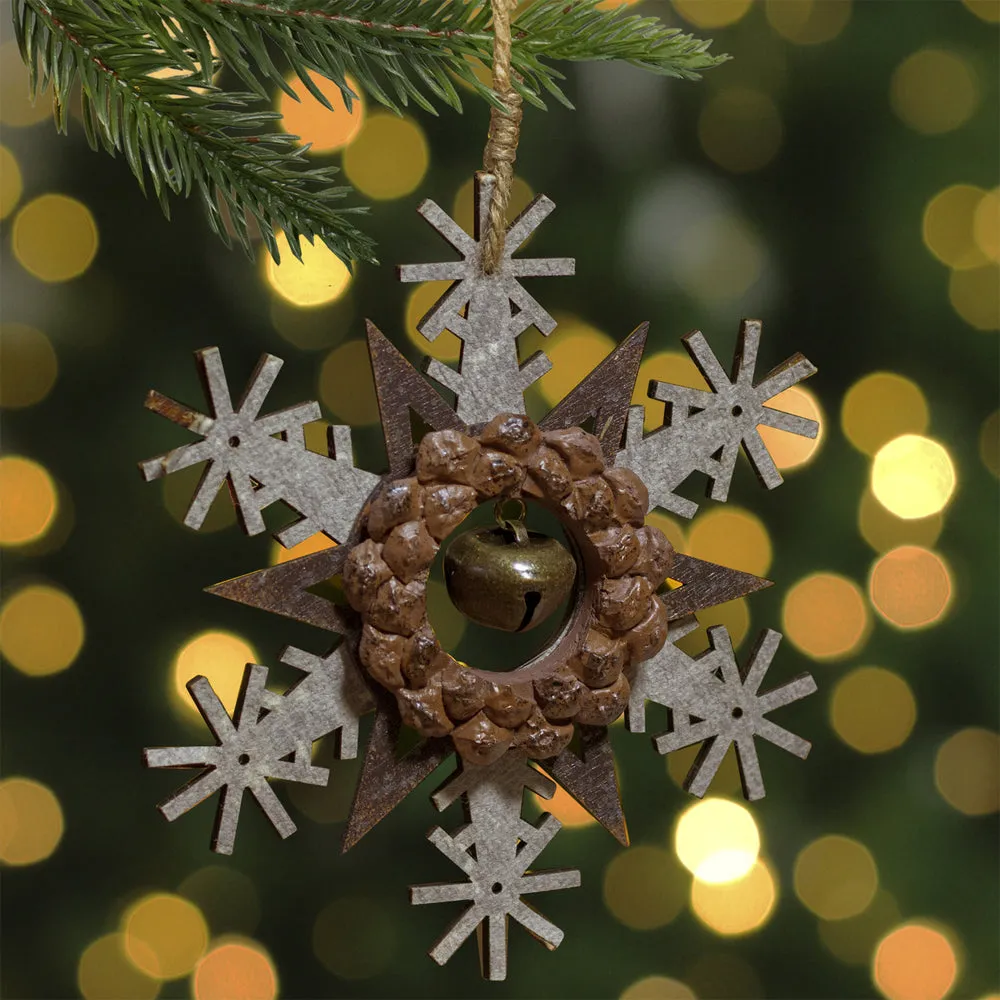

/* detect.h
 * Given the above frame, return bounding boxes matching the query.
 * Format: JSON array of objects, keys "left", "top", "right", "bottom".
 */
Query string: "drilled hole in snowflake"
[
  {"left": 491, "top": 882, "right": 504, "bottom": 895},
  {"left": 731, "top": 707, "right": 744, "bottom": 720},
  {"left": 237, "top": 753, "right": 251, "bottom": 765},
  {"left": 731, "top": 405, "right": 743, "bottom": 418},
  {"left": 228, "top": 435, "right": 241, "bottom": 447}
]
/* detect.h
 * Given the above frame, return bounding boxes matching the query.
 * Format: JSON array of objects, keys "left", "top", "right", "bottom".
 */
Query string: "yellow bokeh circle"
[
  {"left": 687, "top": 507, "right": 772, "bottom": 577},
  {"left": 537, "top": 319, "right": 614, "bottom": 407},
  {"left": 949, "top": 263, "right": 1000, "bottom": 331},
  {"left": 923, "top": 184, "right": 989, "bottom": 270},
  {"left": 974, "top": 189, "right": 999, "bottom": 262},
  {"left": 192, "top": 938, "right": 278, "bottom": 1000},
  {"left": 698, "top": 88, "right": 783, "bottom": 174},
  {"left": 671, "top": 0, "right": 752, "bottom": 28},
  {"left": 890, "top": 49, "right": 979, "bottom": 135},
  {"left": 264, "top": 234, "right": 352, "bottom": 308},
  {"left": 674, "top": 797, "right": 760, "bottom": 884},
  {"left": 603, "top": 845, "right": 686, "bottom": 930},
  {"left": 962, "top": 0, "right": 1000, "bottom": 21},
  {"left": 343, "top": 113, "right": 429, "bottom": 200},
  {"left": 872, "top": 922, "right": 959, "bottom": 1000},
  {"left": 278, "top": 72, "right": 363, "bottom": 152},
  {"left": 172, "top": 630, "right": 256, "bottom": 717},
  {"left": 123, "top": 893, "right": 208, "bottom": 980},
  {"left": 871, "top": 434, "right": 956, "bottom": 520},
  {"left": 0, "top": 41, "right": 52, "bottom": 126},
  {"left": 78, "top": 933, "right": 160, "bottom": 1000},
  {"left": 765, "top": 0, "right": 852, "bottom": 45},
  {"left": 0, "top": 776, "right": 64, "bottom": 865},
  {"left": 451, "top": 175, "right": 535, "bottom": 238},
  {"left": 869, "top": 545, "right": 953, "bottom": 630},
  {"left": 830, "top": 667, "right": 917, "bottom": 754},
  {"left": 759, "top": 386, "right": 824, "bottom": 470},
  {"left": 934, "top": 728, "right": 999, "bottom": 816},
  {"left": 0, "top": 584, "right": 85, "bottom": 676},
  {"left": 782, "top": 572, "right": 870, "bottom": 661},
  {"left": 633, "top": 350, "right": 708, "bottom": 431},
  {"left": 405, "top": 280, "right": 461, "bottom": 363},
  {"left": 0, "top": 455, "right": 58, "bottom": 545},
  {"left": 979, "top": 410, "right": 999, "bottom": 476},
  {"left": 690, "top": 858, "right": 777, "bottom": 936},
  {"left": 858, "top": 488, "right": 943, "bottom": 554},
  {"left": 13, "top": 193, "right": 99, "bottom": 282},
  {"left": 841, "top": 372, "right": 929, "bottom": 457},
  {"left": 620, "top": 976, "right": 696, "bottom": 1000},
  {"left": 0, "top": 323, "right": 59, "bottom": 408},
  {"left": 794, "top": 834, "right": 878, "bottom": 920},
  {"left": 0, "top": 144, "right": 23, "bottom": 219},
  {"left": 535, "top": 782, "right": 596, "bottom": 829}
]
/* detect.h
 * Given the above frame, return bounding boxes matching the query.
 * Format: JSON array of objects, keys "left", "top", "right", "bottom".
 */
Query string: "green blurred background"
[{"left": 1, "top": 1, "right": 998, "bottom": 998}]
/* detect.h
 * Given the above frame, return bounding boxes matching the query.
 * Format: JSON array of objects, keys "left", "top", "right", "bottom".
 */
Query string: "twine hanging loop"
[{"left": 481, "top": 0, "right": 523, "bottom": 275}]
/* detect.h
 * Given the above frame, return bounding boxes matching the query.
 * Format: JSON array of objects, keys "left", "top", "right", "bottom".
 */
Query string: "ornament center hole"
[
  {"left": 491, "top": 882, "right": 503, "bottom": 895},
  {"left": 731, "top": 707, "right": 743, "bottom": 720},
  {"left": 229, "top": 435, "right": 241, "bottom": 447},
  {"left": 237, "top": 753, "right": 251, "bottom": 765},
  {"left": 731, "top": 405, "right": 743, "bottom": 418}
]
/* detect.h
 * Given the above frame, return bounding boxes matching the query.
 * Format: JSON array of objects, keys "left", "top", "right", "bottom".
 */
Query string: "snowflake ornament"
[{"left": 143, "top": 174, "right": 820, "bottom": 981}]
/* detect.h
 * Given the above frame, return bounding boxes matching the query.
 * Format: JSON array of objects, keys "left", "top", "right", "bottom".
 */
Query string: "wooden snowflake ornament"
[{"left": 142, "top": 175, "right": 819, "bottom": 981}]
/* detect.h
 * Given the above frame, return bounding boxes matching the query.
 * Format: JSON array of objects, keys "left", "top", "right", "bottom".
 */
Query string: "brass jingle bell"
[{"left": 443, "top": 500, "right": 578, "bottom": 633}]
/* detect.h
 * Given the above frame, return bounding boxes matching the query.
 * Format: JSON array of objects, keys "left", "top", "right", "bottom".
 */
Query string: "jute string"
[{"left": 481, "top": 0, "right": 522, "bottom": 275}]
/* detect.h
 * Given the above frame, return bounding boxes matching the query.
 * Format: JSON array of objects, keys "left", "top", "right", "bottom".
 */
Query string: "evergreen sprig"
[{"left": 13, "top": 0, "right": 728, "bottom": 265}]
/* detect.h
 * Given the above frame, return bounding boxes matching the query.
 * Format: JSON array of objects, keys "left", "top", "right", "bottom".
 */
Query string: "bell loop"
[{"left": 494, "top": 497, "right": 529, "bottom": 545}]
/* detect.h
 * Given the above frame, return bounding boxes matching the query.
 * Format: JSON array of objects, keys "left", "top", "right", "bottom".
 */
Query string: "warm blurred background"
[{"left": 1, "top": 0, "right": 997, "bottom": 998}]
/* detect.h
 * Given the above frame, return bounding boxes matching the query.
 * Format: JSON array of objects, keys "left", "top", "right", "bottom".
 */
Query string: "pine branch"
[{"left": 12, "top": 0, "right": 727, "bottom": 266}]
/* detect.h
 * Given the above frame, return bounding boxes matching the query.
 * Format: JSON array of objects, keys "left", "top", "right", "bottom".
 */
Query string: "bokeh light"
[
  {"left": 871, "top": 435, "right": 956, "bottom": 520},
  {"left": 343, "top": 113, "right": 428, "bottom": 200},
  {"left": 405, "top": 280, "right": 461, "bottom": 363},
  {"left": 271, "top": 532, "right": 336, "bottom": 565},
  {"left": 794, "top": 835, "right": 879, "bottom": 920},
  {"left": 123, "top": 893, "right": 209, "bottom": 980},
  {"left": 603, "top": 845, "right": 687, "bottom": 930},
  {"left": 830, "top": 667, "right": 917, "bottom": 754},
  {"left": 872, "top": 922, "right": 959, "bottom": 1000},
  {"left": 0, "top": 41, "right": 51, "bottom": 126},
  {"left": 78, "top": 933, "right": 160, "bottom": 1000},
  {"left": 0, "top": 776, "right": 64, "bottom": 865},
  {"left": 858, "top": 488, "right": 943, "bottom": 554},
  {"left": 646, "top": 509, "right": 687, "bottom": 556},
  {"left": 819, "top": 890, "right": 902, "bottom": 966},
  {"left": 690, "top": 859, "right": 777, "bottom": 936},
  {"left": 759, "top": 385, "right": 824, "bottom": 470},
  {"left": 536, "top": 316, "right": 614, "bottom": 407},
  {"left": 264, "top": 233, "right": 352, "bottom": 308},
  {"left": 841, "top": 372, "right": 929, "bottom": 457},
  {"left": 962, "top": 0, "right": 1000, "bottom": 20},
  {"left": 890, "top": 49, "right": 979, "bottom": 135},
  {"left": 671, "top": 0, "right": 752, "bottom": 28},
  {"left": 765, "top": 0, "right": 852, "bottom": 44},
  {"left": 0, "top": 584, "right": 84, "bottom": 676},
  {"left": 192, "top": 939, "right": 277, "bottom": 1000},
  {"left": 312, "top": 896, "right": 396, "bottom": 979},
  {"left": 318, "top": 338, "right": 380, "bottom": 425},
  {"left": 687, "top": 507, "right": 772, "bottom": 577},
  {"left": 278, "top": 72, "right": 363, "bottom": 152},
  {"left": 980, "top": 410, "right": 999, "bottom": 476},
  {"left": 973, "top": 188, "right": 999, "bottom": 261},
  {"left": 270, "top": 294, "right": 352, "bottom": 351},
  {"left": 0, "top": 455, "right": 57, "bottom": 545},
  {"left": 0, "top": 323, "right": 58, "bottom": 408},
  {"left": 172, "top": 631, "right": 256, "bottom": 717},
  {"left": 923, "top": 184, "right": 990, "bottom": 270},
  {"left": 0, "top": 144, "right": 22, "bottom": 219},
  {"left": 452, "top": 175, "right": 535, "bottom": 237},
  {"left": 178, "top": 866, "right": 262, "bottom": 936},
  {"left": 934, "top": 728, "right": 1000, "bottom": 816},
  {"left": 13, "top": 193, "right": 98, "bottom": 281},
  {"left": 620, "top": 975, "right": 696, "bottom": 1000},
  {"left": 949, "top": 263, "right": 1000, "bottom": 331},
  {"left": 533, "top": 782, "right": 596, "bottom": 829},
  {"left": 698, "top": 88, "right": 783, "bottom": 173},
  {"left": 674, "top": 797, "right": 760, "bottom": 884},
  {"left": 633, "top": 350, "right": 708, "bottom": 430},
  {"left": 782, "top": 572, "right": 870, "bottom": 660},
  {"left": 869, "top": 545, "right": 953, "bottom": 629}
]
